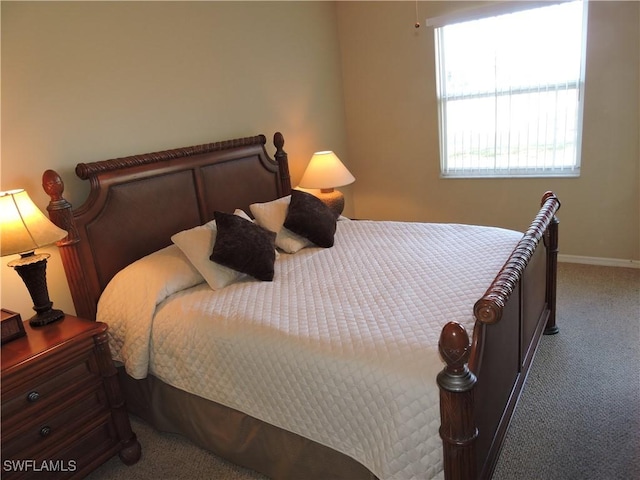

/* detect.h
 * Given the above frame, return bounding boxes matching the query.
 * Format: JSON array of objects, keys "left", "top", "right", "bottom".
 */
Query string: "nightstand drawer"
[
  {"left": 1, "top": 349, "right": 100, "bottom": 425},
  {"left": 2, "top": 385, "right": 109, "bottom": 460},
  {"left": 51, "top": 418, "right": 120, "bottom": 479},
  {"left": 1, "top": 414, "right": 117, "bottom": 480}
]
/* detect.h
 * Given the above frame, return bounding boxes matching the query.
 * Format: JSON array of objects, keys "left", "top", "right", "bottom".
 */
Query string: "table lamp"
[
  {"left": 0, "top": 189, "right": 67, "bottom": 326},
  {"left": 298, "top": 151, "right": 355, "bottom": 216}
]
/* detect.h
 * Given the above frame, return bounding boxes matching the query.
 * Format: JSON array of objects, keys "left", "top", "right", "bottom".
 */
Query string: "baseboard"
[{"left": 558, "top": 254, "right": 640, "bottom": 269}]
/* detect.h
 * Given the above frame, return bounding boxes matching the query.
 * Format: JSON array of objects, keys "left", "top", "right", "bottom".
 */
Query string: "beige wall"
[
  {"left": 2, "top": 1, "right": 638, "bottom": 319},
  {"left": 337, "top": 1, "right": 639, "bottom": 261},
  {"left": 1, "top": 1, "right": 349, "bottom": 319}
]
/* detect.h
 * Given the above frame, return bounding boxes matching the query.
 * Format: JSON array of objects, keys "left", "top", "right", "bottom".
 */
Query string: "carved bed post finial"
[
  {"left": 273, "top": 132, "right": 291, "bottom": 194},
  {"left": 542, "top": 191, "right": 560, "bottom": 335},
  {"left": 273, "top": 131, "right": 284, "bottom": 151},
  {"left": 42, "top": 170, "right": 77, "bottom": 245},
  {"left": 437, "top": 321, "right": 478, "bottom": 480}
]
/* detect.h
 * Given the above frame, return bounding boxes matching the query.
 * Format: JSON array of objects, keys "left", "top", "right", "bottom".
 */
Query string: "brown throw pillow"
[
  {"left": 210, "top": 211, "right": 276, "bottom": 281},
  {"left": 283, "top": 190, "right": 338, "bottom": 248}
]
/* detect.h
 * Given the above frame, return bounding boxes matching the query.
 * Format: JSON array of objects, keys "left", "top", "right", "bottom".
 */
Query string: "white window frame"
[{"left": 428, "top": 0, "right": 589, "bottom": 178}]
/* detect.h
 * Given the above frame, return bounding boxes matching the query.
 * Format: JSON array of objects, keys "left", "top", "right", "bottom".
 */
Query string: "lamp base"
[
  {"left": 316, "top": 189, "right": 345, "bottom": 217},
  {"left": 29, "top": 308, "right": 65, "bottom": 327},
  {"left": 8, "top": 252, "right": 65, "bottom": 327}
]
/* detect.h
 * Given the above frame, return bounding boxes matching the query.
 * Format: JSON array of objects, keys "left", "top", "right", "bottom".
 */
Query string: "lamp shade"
[
  {"left": 298, "top": 151, "right": 355, "bottom": 190},
  {"left": 0, "top": 189, "right": 67, "bottom": 257}
]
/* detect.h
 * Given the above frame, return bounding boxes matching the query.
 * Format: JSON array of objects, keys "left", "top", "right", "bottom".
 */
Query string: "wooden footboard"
[{"left": 438, "top": 191, "right": 561, "bottom": 480}]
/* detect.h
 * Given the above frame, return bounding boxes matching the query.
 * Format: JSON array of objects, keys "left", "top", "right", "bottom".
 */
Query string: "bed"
[{"left": 42, "top": 132, "right": 560, "bottom": 480}]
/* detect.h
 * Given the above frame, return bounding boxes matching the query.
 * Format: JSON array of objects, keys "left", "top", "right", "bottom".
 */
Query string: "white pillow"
[
  {"left": 171, "top": 219, "right": 246, "bottom": 290},
  {"left": 249, "top": 196, "right": 313, "bottom": 253},
  {"left": 101, "top": 244, "right": 204, "bottom": 313},
  {"left": 233, "top": 208, "right": 252, "bottom": 222}
]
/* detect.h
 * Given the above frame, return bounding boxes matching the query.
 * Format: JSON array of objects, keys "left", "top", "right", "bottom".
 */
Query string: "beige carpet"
[
  {"left": 492, "top": 262, "right": 639, "bottom": 480},
  {"left": 86, "top": 263, "right": 640, "bottom": 479}
]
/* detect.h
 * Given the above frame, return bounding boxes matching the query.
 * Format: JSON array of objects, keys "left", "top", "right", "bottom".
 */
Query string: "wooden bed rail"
[
  {"left": 437, "top": 191, "right": 561, "bottom": 480},
  {"left": 472, "top": 191, "right": 560, "bottom": 327}
]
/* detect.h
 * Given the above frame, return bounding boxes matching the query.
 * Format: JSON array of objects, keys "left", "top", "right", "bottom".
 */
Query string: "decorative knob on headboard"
[
  {"left": 42, "top": 170, "right": 76, "bottom": 245},
  {"left": 42, "top": 170, "right": 65, "bottom": 202}
]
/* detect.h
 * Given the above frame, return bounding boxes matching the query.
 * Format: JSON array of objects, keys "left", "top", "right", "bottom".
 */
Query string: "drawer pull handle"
[
  {"left": 39, "top": 426, "right": 52, "bottom": 437},
  {"left": 27, "top": 391, "right": 41, "bottom": 402}
]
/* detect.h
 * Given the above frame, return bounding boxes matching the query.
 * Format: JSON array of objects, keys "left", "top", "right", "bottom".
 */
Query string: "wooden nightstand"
[{"left": 1, "top": 314, "right": 141, "bottom": 479}]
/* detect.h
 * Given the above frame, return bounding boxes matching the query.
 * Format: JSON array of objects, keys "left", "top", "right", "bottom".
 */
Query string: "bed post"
[
  {"left": 42, "top": 170, "right": 96, "bottom": 320},
  {"left": 542, "top": 191, "right": 560, "bottom": 335},
  {"left": 437, "top": 322, "right": 478, "bottom": 480},
  {"left": 436, "top": 192, "right": 560, "bottom": 479},
  {"left": 273, "top": 132, "right": 292, "bottom": 195}
]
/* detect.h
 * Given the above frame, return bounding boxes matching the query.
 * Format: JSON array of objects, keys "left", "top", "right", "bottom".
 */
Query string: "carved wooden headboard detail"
[{"left": 43, "top": 132, "right": 291, "bottom": 321}]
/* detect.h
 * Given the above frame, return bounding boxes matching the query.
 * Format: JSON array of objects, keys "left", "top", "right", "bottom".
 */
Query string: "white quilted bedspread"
[{"left": 98, "top": 220, "right": 522, "bottom": 480}]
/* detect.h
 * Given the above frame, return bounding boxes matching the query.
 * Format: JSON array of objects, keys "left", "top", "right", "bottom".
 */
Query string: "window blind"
[{"left": 433, "top": 0, "right": 588, "bottom": 178}]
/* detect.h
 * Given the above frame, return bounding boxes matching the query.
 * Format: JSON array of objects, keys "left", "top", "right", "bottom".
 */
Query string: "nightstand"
[{"left": 1, "top": 314, "right": 141, "bottom": 479}]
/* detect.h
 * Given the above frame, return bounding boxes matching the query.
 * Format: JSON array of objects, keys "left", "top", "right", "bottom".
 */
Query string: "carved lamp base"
[
  {"left": 315, "top": 188, "right": 345, "bottom": 217},
  {"left": 8, "top": 252, "right": 65, "bottom": 327}
]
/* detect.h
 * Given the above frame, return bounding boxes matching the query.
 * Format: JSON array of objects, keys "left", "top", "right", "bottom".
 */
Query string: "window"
[{"left": 431, "top": 1, "right": 588, "bottom": 178}]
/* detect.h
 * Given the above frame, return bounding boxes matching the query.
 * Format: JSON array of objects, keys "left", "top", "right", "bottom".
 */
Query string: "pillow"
[
  {"left": 283, "top": 189, "right": 338, "bottom": 248},
  {"left": 250, "top": 196, "right": 313, "bottom": 253},
  {"left": 100, "top": 244, "right": 204, "bottom": 316},
  {"left": 171, "top": 219, "right": 246, "bottom": 290},
  {"left": 233, "top": 208, "right": 252, "bottom": 222},
  {"left": 210, "top": 211, "right": 276, "bottom": 281}
]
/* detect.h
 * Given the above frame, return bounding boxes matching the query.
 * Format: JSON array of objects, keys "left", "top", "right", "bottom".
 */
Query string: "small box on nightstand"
[{"left": 1, "top": 309, "right": 26, "bottom": 345}]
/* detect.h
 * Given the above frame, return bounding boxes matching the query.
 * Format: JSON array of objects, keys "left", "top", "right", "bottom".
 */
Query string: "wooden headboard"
[{"left": 43, "top": 132, "right": 291, "bottom": 320}]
